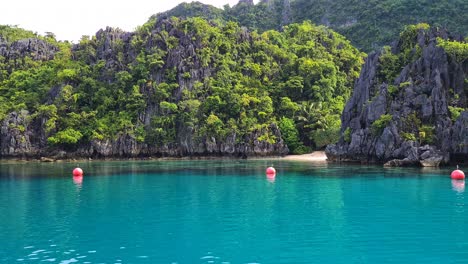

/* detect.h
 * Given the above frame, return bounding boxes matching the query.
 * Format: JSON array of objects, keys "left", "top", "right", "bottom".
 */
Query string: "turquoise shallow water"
[{"left": 0, "top": 160, "right": 467, "bottom": 263}]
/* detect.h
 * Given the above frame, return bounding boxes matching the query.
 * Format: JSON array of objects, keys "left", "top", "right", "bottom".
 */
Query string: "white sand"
[{"left": 282, "top": 151, "right": 328, "bottom": 162}]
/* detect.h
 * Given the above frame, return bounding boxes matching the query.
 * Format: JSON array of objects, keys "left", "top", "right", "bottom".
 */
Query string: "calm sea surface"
[{"left": 0, "top": 160, "right": 466, "bottom": 264}]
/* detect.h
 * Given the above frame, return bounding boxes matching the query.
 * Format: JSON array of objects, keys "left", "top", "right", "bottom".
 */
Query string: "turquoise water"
[{"left": 0, "top": 160, "right": 467, "bottom": 263}]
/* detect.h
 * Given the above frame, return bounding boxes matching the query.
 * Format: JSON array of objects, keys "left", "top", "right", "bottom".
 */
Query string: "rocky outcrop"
[
  {"left": 0, "top": 20, "right": 289, "bottom": 159},
  {"left": 0, "top": 38, "right": 58, "bottom": 63},
  {"left": 72, "top": 27, "right": 135, "bottom": 78},
  {"left": 326, "top": 28, "right": 467, "bottom": 166},
  {"left": 29, "top": 123, "right": 287, "bottom": 159},
  {"left": 0, "top": 111, "right": 34, "bottom": 157},
  {"left": 1, "top": 118, "right": 288, "bottom": 159},
  {"left": 451, "top": 112, "right": 468, "bottom": 154}
]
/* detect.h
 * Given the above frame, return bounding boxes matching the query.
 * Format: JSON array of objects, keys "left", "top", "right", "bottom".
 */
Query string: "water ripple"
[{"left": 2, "top": 161, "right": 468, "bottom": 263}]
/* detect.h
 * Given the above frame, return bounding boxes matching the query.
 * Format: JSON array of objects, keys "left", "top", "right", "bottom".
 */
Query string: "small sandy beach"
[{"left": 282, "top": 151, "right": 328, "bottom": 162}]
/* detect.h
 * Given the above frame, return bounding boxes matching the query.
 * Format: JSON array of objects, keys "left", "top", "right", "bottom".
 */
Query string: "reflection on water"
[
  {"left": 1, "top": 160, "right": 468, "bottom": 263},
  {"left": 266, "top": 174, "right": 276, "bottom": 183},
  {"left": 452, "top": 180, "right": 466, "bottom": 214},
  {"left": 72, "top": 175, "right": 83, "bottom": 187},
  {"left": 452, "top": 180, "right": 465, "bottom": 193}
]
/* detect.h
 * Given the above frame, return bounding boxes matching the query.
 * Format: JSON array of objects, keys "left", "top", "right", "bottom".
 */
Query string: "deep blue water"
[{"left": 0, "top": 160, "right": 467, "bottom": 264}]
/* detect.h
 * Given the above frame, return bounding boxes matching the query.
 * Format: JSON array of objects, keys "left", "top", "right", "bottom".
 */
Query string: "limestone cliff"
[
  {"left": 326, "top": 27, "right": 467, "bottom": 166},
  {"left": 0, "top": 37, "right": 58, "bottom": 62},
  {"left": 0, "top": 20, "right": 289, "bottom": 159}
]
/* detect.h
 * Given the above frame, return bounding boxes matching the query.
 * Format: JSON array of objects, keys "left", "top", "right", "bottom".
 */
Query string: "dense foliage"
[
  {"left": 157, "top": 0, "right": 468, "bottom": 51},
  {"left": 0, "top": 25, "right": 40, "bottom": 42},
  {"left": 290, "top": 0, "right": 467, "bottom": 51},
  {"left": 0, "top": 19, "right": 363, "bottom": 154}
]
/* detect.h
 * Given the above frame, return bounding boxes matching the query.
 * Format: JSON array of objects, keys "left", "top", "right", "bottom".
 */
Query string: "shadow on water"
[{"left": 0, "top": 159, "right": 457, "bottom": 182}]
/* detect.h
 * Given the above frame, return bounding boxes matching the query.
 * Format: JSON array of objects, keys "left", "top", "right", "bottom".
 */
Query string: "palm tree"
[{"left": 295, "top": 101, "right": 323, "bottom": 130}]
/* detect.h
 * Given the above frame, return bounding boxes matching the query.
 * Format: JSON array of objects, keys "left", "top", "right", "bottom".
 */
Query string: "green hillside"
[
  {"left": 156, "top": 0, "right": 468, "bottom": 51},
  {"left": 0, "top": 19, "right": 363, "bottom": 156}
]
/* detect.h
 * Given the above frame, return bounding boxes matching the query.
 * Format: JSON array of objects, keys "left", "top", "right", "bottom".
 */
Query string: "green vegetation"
[
  {"left": 448, "top": 106, "right": 464, "bottom": 122},
  {"left": 377, "top": 24, "right": 431, "bottom": 86},
  {"left": 343, "top": 127, "right": 351, "bottom": 143},
  {"left": 437, "top": 37, "right": 468, "bottom": 63},
  {"left": 377, "top": 46, "right": 401, "bottom": 84},
  {"left": 371, "top": 114, "right": 392, "bottom": 136},
  {"left": 399, "top": 23, "right": 430, "bottom": 51},
  {"left": 0, "top": 25, "right": 40, "bottom": 42},
  {"left": 399, "top": 112, "right": 441, "bottom": 145},
  {"left": 156, "top": 0, "right": 468, "bottom": 51},
  {"left": 401, "top": 132, "right": 417, "bottom": 141},
  {"left": 0, "top": 19, "right": 363, "bottom": 153},
  {"left": 290, "top": 1, "right": 465, "bottom": 51},
  {"left": 278, "top": 117, "right": 303, "bottom": 154},
  {"left": 2, "top": 11, "right": 464, "bottom": 155},
  {"left": 419, "top": 125, "right": 435, "bottom": 145}
]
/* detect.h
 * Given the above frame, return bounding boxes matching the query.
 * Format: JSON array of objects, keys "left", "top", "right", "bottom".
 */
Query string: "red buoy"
[
  {"left": 451, "top": 169, "right": 465, "bottom": 180},
  {"left": 73, "top": 167, "right": 83, "bottom": 177},
  {"left": 266, "top": 167, "right": 276, "bottom": 175}
]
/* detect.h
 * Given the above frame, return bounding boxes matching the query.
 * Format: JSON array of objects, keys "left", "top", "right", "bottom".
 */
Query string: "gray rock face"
[
  {"left": 326, "top": 28, "right": 467, "bottom": 166},
  {"left": 68, "top": 123, "right": 287, "bottom": 159},
  {"left": 0, "top": 111, "right": 34, "bottom": 157},
  {"left": 71, "top": 27, "right": 135, "bottom": 80},
  {"left": 452, "top": 112, "right": 468, "bottom": 154},
  {"left": 0, "top": 38, "right": 58, "bottom": 63}
]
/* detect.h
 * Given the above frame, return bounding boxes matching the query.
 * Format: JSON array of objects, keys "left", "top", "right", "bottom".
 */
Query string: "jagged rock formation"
[
  {"left": 0, "top": 38, "right": 58, "bottom": 62},
  {"left": 0, "top": 20, "right": 293, "bottom": 159},
  {"left": 0, "top": 37, "right": 58, "bottom": 74},
  {"left": 0, "top": 37, "right": 59, "bottom": 158},
  {"left": 326, "top": 27, "right": 467, "bottom": 166},
  {"left": 452, "top": 112, "right": 468, "bottom": 154},
  {"left": 1, "top": 111, "right": 34, "bottom": 157},
  {"left": 0, "top": 114, "right": 288, "bottom": 159},
  {"left": 66, "top": 123, "right": 287, "bottom": 158}
]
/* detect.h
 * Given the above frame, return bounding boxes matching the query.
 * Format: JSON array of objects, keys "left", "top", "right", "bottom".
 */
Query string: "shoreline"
[
  {"left": 0, "top": 152, "right": 328, "bottom": 163},
  {"left": 280, "top": 151, "right": 328, "bottom": 162}
]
